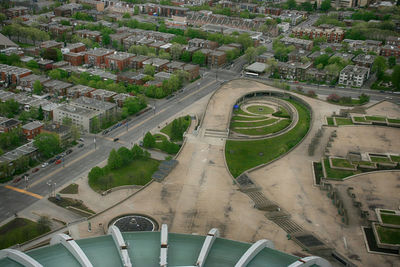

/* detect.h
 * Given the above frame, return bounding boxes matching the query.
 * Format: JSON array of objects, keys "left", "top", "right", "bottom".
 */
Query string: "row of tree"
[{"left": 2, "top": 23, "right": 50, "bottom": 45}]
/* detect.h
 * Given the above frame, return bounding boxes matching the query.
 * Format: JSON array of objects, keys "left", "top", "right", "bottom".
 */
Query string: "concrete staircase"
[{"left": 204, "top": 129, "right": 229, "bottom": 138}]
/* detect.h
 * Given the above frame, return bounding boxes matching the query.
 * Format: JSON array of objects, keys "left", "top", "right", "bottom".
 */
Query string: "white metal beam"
[
  {"left": 160, "top": 224, "right": 168, "bottom": 267},
  {"left": 108, "top": 225, "right": 132, "bottom": 267},
  {"left": 0, "top": 249, "right": 43, "bottom": 267},
  {"left": 234, "top": 239, "right": 274, "bottom": 267},
  {"left": 287, "top": 256, "right": 332, "bottom": 267},
  {"left": 50, "top": 233, "right": 93, "bottom": 267},
  {"left": 195, "top": 228, "right": 219, "bottom": 267}
]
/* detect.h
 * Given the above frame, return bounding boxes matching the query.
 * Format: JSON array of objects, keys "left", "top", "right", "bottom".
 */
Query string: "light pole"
[
  {"left": 47, "top": 180, "right": 52, "bottom": 197},
  {"left": 24, "top": 176, "right": 29, "bottom": 189},
  {"left": 53, "top": 183, "right": 56, "bottom": 197},
  {"left": 93, "top": 137, "right": 96, "bottom": 150}
]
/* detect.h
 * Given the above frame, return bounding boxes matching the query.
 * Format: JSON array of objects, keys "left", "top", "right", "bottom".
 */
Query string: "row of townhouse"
[{"left": 292, "top": 26, "right": 345, "bottom": 43}]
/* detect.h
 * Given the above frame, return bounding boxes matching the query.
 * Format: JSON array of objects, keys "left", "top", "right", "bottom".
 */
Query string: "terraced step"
[
  {"left": 247, "top": 191, "right": 278, "bottom": 211},
  {"left": 204, "top": 128, "right": 229, "bottom": 138},
  {"left": 273, "top": 218, "right": 303, "bottom": 234}
]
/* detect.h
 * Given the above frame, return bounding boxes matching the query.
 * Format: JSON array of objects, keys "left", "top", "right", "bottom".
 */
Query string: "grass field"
[
  {"left": 335, "top": 118, "right": 353, "bottom": 125},
  {"left": 370, "top": 156, "right": 391, "bottom": 163},
  {"left": 232, "top": 119, "right": 291, "bottom": 136},
  {"left": 89, "top": 158, "right": 159, "bottom": 191},
  {"left": 331, "top": 158, "right": 354, "bottom": 168},
  {"left": 376, "top": 225, "right": 400, "bottom": 245},
  {"left": 246, "top": 105, "right": 274, "bottom": 115},
  {"left": 365, "top": 116, "right": 386, "bottom": 122},
  {"left": 233, "top": 106, "right": 253, "bottom": 116},
  {"left": 353, "top": 116, "right": 366, "bottom": 122},
  {"left": 326, "top": 117, "right": 334, "bottom": 126},
  {"left": 323, "top": 158, "right": 358, "bottom": 179},
  {"left": 160, "top": 115, "right": 191, "bottom": 141},
  {"left": 273, "top": 106, "right": 290, "bottom": 118},
  {"left": 59, "top": 183, "right": 79, "bottom": 194},
  {"left": 230, "top": 118, "right": 278, "bottom": 128},
  {"left": 0, "top": 218, "right": 50, "bottom": 249},
  {"left": 226, "top": 99, "right": 310, "bottom": 177},
  {"left": 390, "top": 155, "right": 400, "bottom": 162},
  {"left": 388, "top": 118, "right": 400, "bottom": 124},
  {"left": 380, "top": 214, "right": 400, "bottom": 225},
  {"left": 231, "top": 115, "right": 265, "bottom": 121},
  {"left": 357, "top": 161, "right": 376, "bottom": 167}
]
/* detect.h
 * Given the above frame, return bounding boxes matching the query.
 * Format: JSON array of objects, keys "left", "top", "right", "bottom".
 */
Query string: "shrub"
[{"left": 327, "top": 93, "right": 341, "bottom": 102}]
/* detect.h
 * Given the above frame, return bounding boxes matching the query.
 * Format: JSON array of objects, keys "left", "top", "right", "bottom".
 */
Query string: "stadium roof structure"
[{"left": 0, "top": 225, "right": 331, "bottom": 267}]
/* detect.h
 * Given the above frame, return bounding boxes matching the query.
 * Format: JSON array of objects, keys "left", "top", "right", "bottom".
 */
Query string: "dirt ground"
[{"left": 365, "top": 101, "right": 400, "bottom": 118}]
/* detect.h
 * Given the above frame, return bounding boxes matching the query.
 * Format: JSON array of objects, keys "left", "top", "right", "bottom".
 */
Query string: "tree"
[
  {"left": 237, "top": 33, "right": 253, "bottom": 50},
  {"left": 144, "top": 65, "right": 155, "bottom": 76},
  {"left": 71, "top": 125, "right": 80, "bottom": 142},
  {"left": 245, "top": 47, "right": 257, "bottom": 63},
  {"left": 134, "top": 6, "right": 139, "bottom": 15},
  {"left": 358, "top": 93, "right": 370, "bottom": 104},
  {"left": 102, "top": 34, "right": 110, "bottom": 46},
  {"left": 192, "top": 51, "right": 205, "bottom": 66},
  {"left": 33, "top": 80, "right": 43, "bottom": 95},
  {"left": 320, "top": 0, "right": 331, "bottom": 11},
  {"left": 37, "top": 106, "right": 44, "bottom": 120},
  {"left": 108, "top": 149, "right": 122, "bottom": 170},
  {"left": 62, "top": 117, "right": 72, "bottom": 126},
  {"left": 301, "top": 1, "right": 314, "bottom": 11},
  {"left": 0, "top": 13, "right": 6, "bottom": 25},
  {"left": 91, "top": 116, "right": 100, "bottom": 133},
  {"left": 388, "top": 56, "right": 396, "bottom": 68},
  {"left": 34, "top": 133, "right": 61, "bottom": 158},
  {"left": 287, "top": 0, "right": 297, "bottom": 9},
  {"left": 27, "top": 60, "right": 39, "bottom": 69},
  {"left": 131, "top": 144, "right": 144, "bottom": 159},
  {"left": 314, "top": 54, "right": 331, "bottom": 68},
  {"left": 37, "top": 216, "right": 51, "bottom": 232},
  {"left": 123, "top": 13, "right": 131, "bottom": 19},
  {"left": 372, "top": 56, "right": 387, "bottom": 80},
  {"left": 143, "top": 132, "right": 155, "bottom": 148},
  {"left": 180, "top": 51, "right": 191, "bottom": 62},
  {"left": 392, "top": 65, "right": 400, "bottom": 90},
  {"left": 117, "top": 147, "right": 133, "bottom": 166},
  {"left": 122, "top": 97, "right": 147, "bottom": 116},
  {"left": 88, "top": 166, "right": 104, "bottom": 182},
  {"left": 170, "top": 43, "right": 183, "bottom": 60}
]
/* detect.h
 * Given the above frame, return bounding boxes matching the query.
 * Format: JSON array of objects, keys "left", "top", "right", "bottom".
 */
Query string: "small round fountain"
[{"left": 110, "top": 214, "right": 158, "bottom": 232}]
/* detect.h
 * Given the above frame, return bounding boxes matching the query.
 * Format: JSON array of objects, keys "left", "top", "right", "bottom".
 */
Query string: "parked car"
[
  {"left": 32, "top": 168, "right": 39, "bottom": 173},
  {"left": 113, "top": 138, "right": 119, "bottom": 142},
  {"left": 55, "top": 159, "right": 62, "bottom": 165},
  {"left": 79, "top": 138, "right": 84, "bottom": 142},
  {"left": 41, "top": 162, "right": 48, "bottom": 168},
  {"left": 48, "top": 159, "right": 56, "bottom": 164},
  {"left": 78, "top": 144, "right": 84, "bottom": 148},
  {"left": 55, "top": 155, "right": 62, "bottom": 160},
  {"left": 13, "top": 177, "right": 22, "bottom": 183},
  {"left": 66, "top": 149, "right": 73, "bottom": 155}
]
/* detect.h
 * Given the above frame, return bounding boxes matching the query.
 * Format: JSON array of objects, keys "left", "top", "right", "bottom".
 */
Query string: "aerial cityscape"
[{"left": 0, "top": 0, "right": 399, "bottom": 266}]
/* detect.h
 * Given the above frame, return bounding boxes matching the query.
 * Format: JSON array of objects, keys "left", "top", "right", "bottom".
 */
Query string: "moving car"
[{"left": 113, "top": 138, "right": 119, "bottom": 142}]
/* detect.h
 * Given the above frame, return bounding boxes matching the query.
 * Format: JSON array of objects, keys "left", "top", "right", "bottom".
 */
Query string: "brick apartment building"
[
  {"left": 105, "top": 52, "right": 135, "bottom": 71},
  {"left": 0, "top": 64, "right": 32, "bottom": 85},
  {"left": 54, "top": 3, "right": 82, "bottom": 17},
  {"left": 381, "top": 45, "right": 400, "bottom": 58},
  {"left": 66, "top": 42, "right": 86, "bottom": 53},
  {"left": 22, "top": 121, "right": 43, "bottom": 140},
  {"left": 292, "top": 26, "right": 345, "bottom": 43},
  {"left": 75, "top": 30, "right": 102, "bottom": 43},
  {"left": 84, "top": 48, "right": 115, "bottom": 68},
  {"left": 5, "top": 6, "right": 28, "bottom": 19},
  {"left": 64, "top": 52, "right": 84, "bottom": 66}
]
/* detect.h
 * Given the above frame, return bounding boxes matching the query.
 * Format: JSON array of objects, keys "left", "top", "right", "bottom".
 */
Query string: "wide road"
[{"left": 0, "top": 69, "right": 233, "bottom": 223}]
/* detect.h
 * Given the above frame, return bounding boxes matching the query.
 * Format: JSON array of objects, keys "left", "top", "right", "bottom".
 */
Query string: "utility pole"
[{"left": 94, "top": 137, "right": 96, "bottom": 150}]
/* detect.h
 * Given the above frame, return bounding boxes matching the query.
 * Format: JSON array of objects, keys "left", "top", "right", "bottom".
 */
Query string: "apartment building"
[
  {"left": 339, "top": 65, "right": 370, "bottom": 87},
  {"left": 292, "top": 26, "right": 344, "bottom": 43},
  {"left": 105, "top": 52, "right": 135, "bottom": 71},
  {"left": 84, "top": 48, "right": 115, "bottom": 68},
  {"left": 280, "top": 37, "right": 313, "bottom": 51}
]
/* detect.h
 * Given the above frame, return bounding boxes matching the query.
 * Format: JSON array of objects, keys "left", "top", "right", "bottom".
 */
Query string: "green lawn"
[
  {"left": 226, "top": 99, "right": 310, "bottom": 177},
  {"left": 376, "top": 225, "right": 400, "bottom": 245},
  {"left": 381, "top": 214, "right": 400, "bottom": 225},
  {"left": 160, "top": 115, "right": 191, "bottom": 141},
  {"left": 272, "top": 106, "right": 290, "bottom": 118},
  {"left": 388, "top": 118, "right": 400, "bottom": 124},
  {"left": 323, "top": 158, "right": 358, "bottom": 179},
  {"left": 153, "top": 133, "right": 168, "bottom": 142},
  {"left": 353, "top": 116, "right": 366, "bottom": 122},
  {"left": 326, "top": 117, "right": 334, "bottom": 126},
  {"left": 331, "top": 158, "right": 354, "bottom": 168},
  {"left": 89, "top": 158, "right": 159, "bottom": 191},
  {"left": 233, "top": 106, "right": 254, "bottom": 116},
  {"left": 365, "top": 116, "right": 386, "bottom": 122},
  {"left": 390, "top": 155, "right": 400, "bottom": 162},
  {"left": 232, "top": 115, "right": 265, "bottom": 121},
  {"left": 246, "top": 105, "right": 274, "bottom": 115},
  {"left": 230, "top": 118, "right": 278, "bottom": 128},
  {"left": 232, "top": 119, "right": 291, "bottom": 136},
  {"left": 381, "top": 210, "right": 396, "bottom": 214},
  {"left": 59, "top": 183, "right": 79, "bottom": 194},
  {"left": 357, "top": 161, "right": 376, "bottom": 167},
  {"left": 0, "top": 218, "right": 50, "bottom": 249},
  {"left": 370, "top": 156, "right": 391, "bottom": 163},
  {"left": 335, "top": 118, "right": 353, "bottom": 126}
]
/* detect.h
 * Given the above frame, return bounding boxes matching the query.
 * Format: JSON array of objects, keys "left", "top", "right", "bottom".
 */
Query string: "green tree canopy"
[
  {"left": 34, "top": 133, "right": 61, "bottom": 158},
  {"left": 33, "top": 80, "right": 43, "bottom": 95},
  {"left": 108, "top": 148, "right": 122, "bottom": 170},
  {"left": 143, "top": 132, "right": 155, "bottom": 148},
  {"left": 392, "top": 65, "right": 400, "bottom": 90},
  {"left": 372, "top": 56, "right": 387, "bottom": 80}
]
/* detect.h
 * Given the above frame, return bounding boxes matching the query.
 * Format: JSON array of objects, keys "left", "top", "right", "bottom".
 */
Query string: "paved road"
[{"left": 0, "top": 69, "right": 234, "bottom": 223}]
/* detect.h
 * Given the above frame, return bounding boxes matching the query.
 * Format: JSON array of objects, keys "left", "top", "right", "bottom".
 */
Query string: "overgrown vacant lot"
[{"left": 226, "top": 99, "right": 310, "bottom": 177}]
